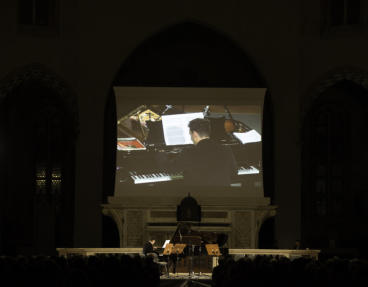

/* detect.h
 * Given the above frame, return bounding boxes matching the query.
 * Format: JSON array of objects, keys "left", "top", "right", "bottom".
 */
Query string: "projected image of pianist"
[{"left": 158, "top": 118, "right": 238, "bottom": 186}]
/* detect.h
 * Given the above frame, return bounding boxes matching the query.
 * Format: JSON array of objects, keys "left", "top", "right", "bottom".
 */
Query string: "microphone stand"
[
  {"left": 198, "top": 245, "right": 201, "bottom": 276},
  {"left": 189, "top": 245, "right": 194, "bottom": 278}
]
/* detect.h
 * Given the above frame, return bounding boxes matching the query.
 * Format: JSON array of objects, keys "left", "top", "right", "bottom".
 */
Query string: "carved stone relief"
[
  {"left": 102, "top": 205, "right": 276, "bottom": 248},
  {"left": 232, "top": 211, "right": 252, "bottom": 248},
  {"left": 125, "top": 210, "right": 144, "bottom": 247}
]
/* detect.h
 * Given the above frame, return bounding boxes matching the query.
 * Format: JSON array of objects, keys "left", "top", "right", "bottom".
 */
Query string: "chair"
[{"left": 146, "top": 252, "right": 169, "bottom": 277}]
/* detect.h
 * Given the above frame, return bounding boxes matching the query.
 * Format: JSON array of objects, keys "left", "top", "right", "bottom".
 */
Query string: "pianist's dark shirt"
[
  {"left": 143, "top": 241, "right": 155, "bottom": 255},
  {"left": 160, "top": 138, "right": 237, "bottom": 186}
]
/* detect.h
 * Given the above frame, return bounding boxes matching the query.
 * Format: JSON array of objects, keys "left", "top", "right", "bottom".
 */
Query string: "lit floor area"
[
  {"left": 160, "top": 272, "right": 212, "bottom": 279},
  {"left": 160, "top": 273, "right": 212, "bottom": 287}
]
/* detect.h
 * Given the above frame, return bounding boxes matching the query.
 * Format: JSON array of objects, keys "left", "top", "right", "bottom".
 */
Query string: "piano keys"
[
  {"left": 154, "top": 247, "right": 165, "bottom": 254},
  {"left": 237, "top": 165, "right": 259, "bottom": 175},
  {"left": 127, "top": 165, "right": 259, "bottom": 184},
  {"left": 129, "top": 171, "right": 183, "bottom": 184}
]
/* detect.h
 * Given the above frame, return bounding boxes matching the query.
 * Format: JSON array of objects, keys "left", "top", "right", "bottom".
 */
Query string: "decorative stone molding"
[
  {"left": 232, "top": 211, "right": 252, "bottom": 248},
  {"left": 102, "top": 194, "right": 277, "bottom": 249},
  {"left": 125, "top": 210, "right": 144, "bottom": 247}
]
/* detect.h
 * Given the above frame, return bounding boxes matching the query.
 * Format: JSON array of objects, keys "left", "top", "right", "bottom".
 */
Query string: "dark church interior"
[{"left": 1, "top": 0, "right": 368, "bottom": 286}]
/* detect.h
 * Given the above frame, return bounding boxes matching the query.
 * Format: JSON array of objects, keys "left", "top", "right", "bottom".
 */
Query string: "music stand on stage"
[
  {"left": 205, "top": 244, "right": 221, "bottom": 256},
  {"left": 163, "top": 243, "right": 174, "bottom": 256},
  {"left": 163, "top": 243, "right": 186, "bottom": 274},
  {"left": 206, "top": 244, "right": 221, "bottom": 267},
  {"left": 173, "top": 243, "right": 186, "bottom": 255}
]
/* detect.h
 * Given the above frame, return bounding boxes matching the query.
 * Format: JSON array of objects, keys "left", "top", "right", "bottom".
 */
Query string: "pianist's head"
[{"left": 188, "top": 118, "right": 211, "bottom": 145}]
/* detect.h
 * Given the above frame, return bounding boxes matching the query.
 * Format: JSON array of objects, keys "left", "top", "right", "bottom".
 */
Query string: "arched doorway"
[
  {"left": 302, "top": 79, "right": 368, "bottom": 255},
  {"left": 0, "top": 64, "right": 78, "bottom": 255}
]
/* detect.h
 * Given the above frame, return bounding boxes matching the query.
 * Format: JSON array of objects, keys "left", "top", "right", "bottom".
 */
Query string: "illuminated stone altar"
[{"left": 102, "top": 189, "right": 277, "bottom": 248}]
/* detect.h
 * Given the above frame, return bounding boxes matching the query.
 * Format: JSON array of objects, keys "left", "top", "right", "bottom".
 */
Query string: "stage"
[
  {"left": 160, "top": 273, "right": 212, "bottom": 287},
  {"left": 56, "top": 248, "right": 320, "bottom": 286},
  {"left": 56, "top": 247, "right": 320, "bottom": 260}
]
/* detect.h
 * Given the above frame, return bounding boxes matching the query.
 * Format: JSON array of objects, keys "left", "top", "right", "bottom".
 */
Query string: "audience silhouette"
[
  {"left": 1, "top": 253, "right": 368, "bottom": 286},
  {"left": 212, "top": 255, "right": 368, "bottom": 287},
  {"left": 0, "top": 254, "right": 160, "bottom": 287}
]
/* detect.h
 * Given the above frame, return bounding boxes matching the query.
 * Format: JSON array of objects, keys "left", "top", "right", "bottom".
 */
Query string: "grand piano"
[
  {"left": 155, "top": 195, "right": 229, "bottom": 274},
  {"left": 116, "top": 105, "right": 262, "bottom": 189}
]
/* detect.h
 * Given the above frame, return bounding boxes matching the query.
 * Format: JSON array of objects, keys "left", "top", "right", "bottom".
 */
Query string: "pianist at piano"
[
  {"left": 143, "top": 239, "right": 159, "bottom": 256},
  {"left": 156, "top": 118, "right": 238, "bottom": 186}
]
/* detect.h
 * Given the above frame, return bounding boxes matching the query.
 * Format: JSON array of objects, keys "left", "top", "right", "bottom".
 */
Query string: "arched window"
[
  {"left": 35, "top": 99, "right": 64, "bottom": 198},
  {"left": 302, "top": 80, "right": 368, "bottom": 249},
  {"left": 0, "top": 66, "right": 77, "bottom": 255}
]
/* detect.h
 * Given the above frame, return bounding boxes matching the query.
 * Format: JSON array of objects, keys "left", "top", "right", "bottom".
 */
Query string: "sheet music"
[
  {"left": 162, "top": 240, "right": 171, "bottom": 248},
  {"left": 233, "top": 129, "right": 261, "bottom": 144},
  {"left": 161, "top": 112, "right": 204, "bottom": 145}
]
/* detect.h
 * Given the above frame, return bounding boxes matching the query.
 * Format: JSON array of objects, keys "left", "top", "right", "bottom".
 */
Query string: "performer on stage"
[
  {"left": 143, "top": 239, "right": 158, "bottom": 256},
  {"left": 158, "top": 118, "right": 238, "bottom": 186}
]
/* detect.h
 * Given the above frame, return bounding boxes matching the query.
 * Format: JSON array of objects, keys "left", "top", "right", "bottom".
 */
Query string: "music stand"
[
  {"left": 173, "top": 243, "right": 186, "bottom": 254},
  {"left": 205, "top": 244, "right": 221, "bottom": 256},
  {"left": 163, "top": 243, "right": 174, "bottom": 256},
  {"left": 174, "top": 244, "right": 186, "bottom": 275},
  {"left": 159, "top": 243, "right": 174, "bottom": 277},
  {"left": 205, "top": 244, "right": 221, "bottom": 268},
  {"left": 163, "top": 243, "right": 186, "bottom": 275}
]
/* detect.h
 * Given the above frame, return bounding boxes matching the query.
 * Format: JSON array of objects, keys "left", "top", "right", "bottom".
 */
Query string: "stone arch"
[
  {"left": 102, "top": 21, "right": 273, "bottom": 246},
  {"left": 102, "top": 208, "right": 123, "bottom": 247},
  {"left": 255, "top": 209, "right": 277, "bottom": 248},
  {"left": 113, "top": 20, "right": 265, "bottom": 87},
  {"left": 103, "top": 20, "right": 271, "bottom": 195},
  {"left": 0, "top": 63, "right": 78, "bottom": 255},
  {"left": 258, "top": 216, "right": 276, "bottom": 249}
]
